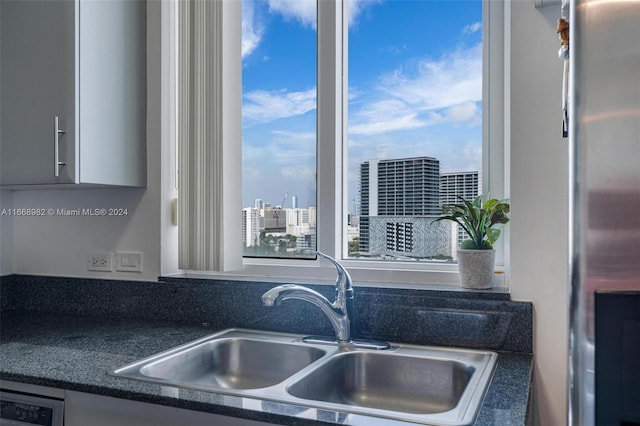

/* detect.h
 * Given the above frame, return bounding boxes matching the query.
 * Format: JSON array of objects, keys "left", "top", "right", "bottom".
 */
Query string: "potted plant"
[{"left": 434, "top": 195, "right": 510, "bottom": 289}]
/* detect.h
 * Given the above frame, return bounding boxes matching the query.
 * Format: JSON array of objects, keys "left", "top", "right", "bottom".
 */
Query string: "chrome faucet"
[{"left": 262, "top": 252, "right": 354, "bottom": 344}]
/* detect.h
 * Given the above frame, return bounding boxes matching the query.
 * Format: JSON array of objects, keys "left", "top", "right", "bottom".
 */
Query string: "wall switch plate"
[
  {"left": 88, "top": 252, "right": 113, "bottom": 272},
  {"left": 116, "top": 251, "right": 143, "bottom": 272}
]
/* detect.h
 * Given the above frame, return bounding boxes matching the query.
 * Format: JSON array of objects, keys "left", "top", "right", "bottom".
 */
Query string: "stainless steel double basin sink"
[{"left": 111, "top": 329, "right": 497, "bottom": 425}]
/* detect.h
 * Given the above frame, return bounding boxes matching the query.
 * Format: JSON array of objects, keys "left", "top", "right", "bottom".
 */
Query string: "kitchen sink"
[
  {"left": 111, "top": 329, "right": 497, "bottom": 425},
  {"left": 287, "top": 351, "right": 474, "bottom": 414},
  {"left": 139, "top": 337, "right": 325, "bottom": 390},
  {"left": 112, "top": 329, "right": 326, "bottom": 391}
]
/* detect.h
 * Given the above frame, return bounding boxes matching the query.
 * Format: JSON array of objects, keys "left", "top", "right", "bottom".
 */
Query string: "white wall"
[
  {"left": 0, "top": 190, "right": 14, "bottom": 275},
  {"left": 509, "top": 2, "right": 569, "bottom": 426},
  {"left": 1, "top": 1, "right": 177, "bottom": 282},
  {"left": 10, "top": 188, "right": 160, "bottom": 281}
]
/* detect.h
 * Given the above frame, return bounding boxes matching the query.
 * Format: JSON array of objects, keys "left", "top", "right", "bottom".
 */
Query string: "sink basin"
[
  {"left": 139, "top": 338, "right": 325, "bottom": 389},
  {"left": 287, "top": 351, "right": 473, "bottom": 414},
  {"left": 111, "top": 329, "right": 326, "bottom": 391},
  {"left": 111, "top": 329, "right": 496, "bottom": 425}
]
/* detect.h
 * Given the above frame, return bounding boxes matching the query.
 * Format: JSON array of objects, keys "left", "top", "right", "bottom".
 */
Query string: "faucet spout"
[
  {"left": 262, "top": 284, "right": 351, "bottom": 342},
  {"left": 261, "top": 252, "right": 353, "bottom": 344}
]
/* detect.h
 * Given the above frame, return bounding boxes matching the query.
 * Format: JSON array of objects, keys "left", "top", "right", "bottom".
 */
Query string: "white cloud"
[
  {"left": 348, "top": 0, "right": 382, "bottom": 27},
  {"left": 243, "top": 88, "right": 316, "bottom": 123},
  {"left": 349, "top": 99, "right": 437, "bottom": 135},
  {"left": 243, "top": 0, "right": 380, "bottom": 61},
  {"left": 281, "top": 166, "right": 315, "bottom": 180},
  {"left": 267, "top": 0, "right": 317, "bottom": 28},
  {"left": 242, "top": 1, "right": 264, "bottom": 58},
  {"left": 271, "top": 129, "right": 316, "bottom": 142},
  {"left": 348, "top": 43, "right": 482, "bottom": 135},
  {"left": 244, "top": 129, "right": 315, "bottom": 169},
  {"left": 243, "top": 128, "right": 316, "bottom": 207},
  {"left": 243, "top": 166, "right": 261, "bottom": 180},
  {"left": 462, "top": 21, "right": 482, "bottom": 35},
  {"left": 380, "top": 43, "right": 482, "bottom": 109},
  {"left": 440, "top": 142, "right": 482, "bottom": 173},
  {"left": 443, "top": 101, "right": 481, "bottom": 125},
  {"left": 349, "top": 113, "right": 424, "bottom": 136},
  {"left": 259, "top": 0, "right": 380, "bottom": 32}
]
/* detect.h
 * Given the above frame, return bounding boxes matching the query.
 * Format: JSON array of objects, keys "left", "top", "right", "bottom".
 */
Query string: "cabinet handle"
[{"left": 54, "top": 116, "right": 66, "bottom": 177}]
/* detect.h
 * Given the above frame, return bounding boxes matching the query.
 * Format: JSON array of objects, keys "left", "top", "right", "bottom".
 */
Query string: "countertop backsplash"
[{"left": 0, "top": 274, "right": 532, "bottom": 353}]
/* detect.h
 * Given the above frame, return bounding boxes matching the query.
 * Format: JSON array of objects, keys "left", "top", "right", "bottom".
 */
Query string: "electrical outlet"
[{"left": 88, "top": 252, "right": 113, "bottom": 272}]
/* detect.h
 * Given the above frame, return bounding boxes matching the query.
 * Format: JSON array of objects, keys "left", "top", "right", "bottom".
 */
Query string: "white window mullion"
[
  {"left": 316, "top": 0, "right": 344, "bottom": 259},
  {"left": 483, "top": 0, "right": 508, "bottom": 272},
  {"left": 340, "top": 0, "right": 350, "bottom": 260}
]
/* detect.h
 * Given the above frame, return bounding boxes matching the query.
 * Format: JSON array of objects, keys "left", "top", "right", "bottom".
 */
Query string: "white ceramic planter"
[{"left": 457, "top": 249, "right": 495, "bottom": 289}]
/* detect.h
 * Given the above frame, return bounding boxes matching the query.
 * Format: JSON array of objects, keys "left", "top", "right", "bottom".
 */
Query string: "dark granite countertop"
[{"left": 0, "top": 310, "right": 532, "bottom": 425}]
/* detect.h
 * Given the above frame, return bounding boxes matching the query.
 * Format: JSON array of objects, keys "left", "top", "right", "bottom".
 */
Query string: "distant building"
[
  {"left": 359, "top": 157, "right": 441, "bottom": 255},
  {"left": 352, "top": 199, "right": 360, "bottom": 216},
  {"left": 286, "top": 208, "right": 312, "bottom": 236},
  {"left": 242, "top": 207, "right": 261, "bottom": 247},
  {"left": 347, "top": 216, "right": 360, "bottom": 243},
  {"left": 440, "top": 171, "right": 480, "bottom": 206},
  {"left": 291, "top": 195, "right": 298, "bottom": 209},
  {"left": 296, "top": 228, "right": 317, "bottom": 253},
  {"left": 262, "top": 208, "right": 287, "bottom": 234},
  {"left": 440, "top": 171, "right": 480, "bottom": 250},
  {"left": 357, "top": 156, "right": 483, "bottom": 259},
  {"left": 368, "top": 216, "right": 451, "bottom": 258}
]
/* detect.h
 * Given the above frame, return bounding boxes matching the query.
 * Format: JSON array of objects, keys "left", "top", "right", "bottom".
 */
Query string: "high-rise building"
[
  {"left": 440, "top": 171, "right": 480, "bottom": 206},
  {"left": 352, "top": 199, "right": 360, "bottom": 216},
  {"left": 291, "top": 195, "right": 298, "bottom": 209},
  {"left": 440, "top": 171, "right": 480, "bottom": 250},
  {"left": 242, "top": 207, "right": 261, "bottom": 247},
  {"left": 295, "top": 228, "right": 316, "bottom": 253},
  {"left": 359, "top": 157, "right": 441, "bottom": 254},
  {"left": 286, "top": 208, "right": 312, "bottom": 236}
]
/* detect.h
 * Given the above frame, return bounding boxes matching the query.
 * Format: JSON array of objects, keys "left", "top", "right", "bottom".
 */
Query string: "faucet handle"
[{"left": 317, "top": 252, "right": 353, "bottom": 294}]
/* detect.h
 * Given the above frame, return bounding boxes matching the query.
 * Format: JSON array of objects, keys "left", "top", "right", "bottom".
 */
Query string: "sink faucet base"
[{"left": 301, "top": 335, "right": 391, "bottom": 350}]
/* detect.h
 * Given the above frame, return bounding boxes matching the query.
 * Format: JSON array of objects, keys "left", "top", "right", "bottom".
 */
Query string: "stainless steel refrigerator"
[{"left": 569, "top": 0, "right": 640, "bottom": 425}]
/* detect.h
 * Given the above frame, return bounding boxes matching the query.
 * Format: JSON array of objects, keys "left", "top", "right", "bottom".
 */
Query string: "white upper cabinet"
[{"left": 0, "top": 0, "right": 146, "bottom": 188}]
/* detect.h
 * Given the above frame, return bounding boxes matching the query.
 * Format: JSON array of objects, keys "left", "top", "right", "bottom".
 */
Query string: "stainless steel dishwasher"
[{"left": 0, "top": 390, "right": 64, "bottom": 426}]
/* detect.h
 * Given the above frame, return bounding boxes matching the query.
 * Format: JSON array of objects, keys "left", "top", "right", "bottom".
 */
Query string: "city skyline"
[
  {"left": 243, "top": 165, "right": 481, "bottom": 213},
  {"left": 242, "top": 157, "right": 479, "bottom": 260}
]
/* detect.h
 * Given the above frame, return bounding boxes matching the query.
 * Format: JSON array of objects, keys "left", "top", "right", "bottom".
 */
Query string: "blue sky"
[{"left": 242, "top": 0, "right": 482, "bottom": 210}]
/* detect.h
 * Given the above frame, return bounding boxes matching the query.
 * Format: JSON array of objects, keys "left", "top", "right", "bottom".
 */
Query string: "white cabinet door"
[
  {"left": 0, "top": 0, "right": 77, "bottom": 185},
  {"left": 0, "top": 0, "right": 146, "bottom": 188}
]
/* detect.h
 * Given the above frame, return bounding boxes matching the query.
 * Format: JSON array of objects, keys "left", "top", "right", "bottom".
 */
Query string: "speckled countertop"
[{"left": 0, "top": 310, "right": 532, "bottom": 425}]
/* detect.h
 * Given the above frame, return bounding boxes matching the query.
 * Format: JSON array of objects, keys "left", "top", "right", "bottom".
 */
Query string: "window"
[
  {"left": 347, "top": 1, "right": 483, "bottom": 264},
  {"left": 176, "top": 0, "right": 507, "bottom": 285},
  {"left": 241, "top": 0, "right": 318, "bottom": 259}
]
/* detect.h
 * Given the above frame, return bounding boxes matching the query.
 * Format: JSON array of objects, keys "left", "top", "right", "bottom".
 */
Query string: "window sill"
[
  {"left": 170, "top": 255, "right": 506, "bottom": 289},
  {"left": 161, "top": 268, "right": 510, "bottom": 300}
]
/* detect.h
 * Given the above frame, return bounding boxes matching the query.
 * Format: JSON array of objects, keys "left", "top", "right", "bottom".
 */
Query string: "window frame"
[{"left": 172, "top": 0, "right": 509, "bottom": 287}]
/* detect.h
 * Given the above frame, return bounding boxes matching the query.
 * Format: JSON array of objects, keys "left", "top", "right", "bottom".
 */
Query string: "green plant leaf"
[
  {"left": 486, "top": 228, "right": 501, "bottom": 246},
  {"left": 432, "top": 194, "right": 510, "bottom": 250},
  {"left": 460, "top": 239, "right": 478, "bottom": 249}
]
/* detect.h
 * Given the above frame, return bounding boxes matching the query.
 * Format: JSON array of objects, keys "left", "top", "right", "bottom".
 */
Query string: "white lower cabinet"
[
  {"left": 1, "top": 381, "right": 272, "bottom": 426},
  {"left": 64, "top": 390, "right": 273, "bottom": 426}
]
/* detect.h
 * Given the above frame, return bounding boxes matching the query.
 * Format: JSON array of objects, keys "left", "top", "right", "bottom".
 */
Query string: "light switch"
[{"left": 116, "top": 251, "right": 143, "bottom": 272}]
